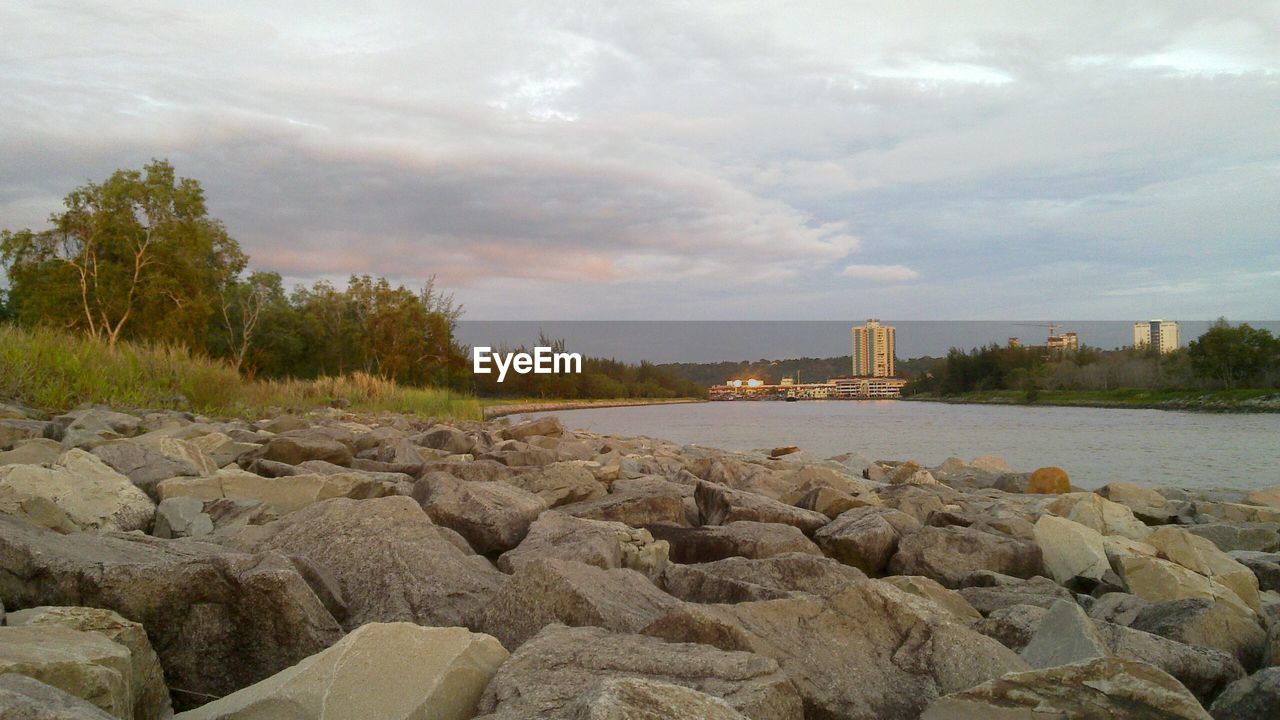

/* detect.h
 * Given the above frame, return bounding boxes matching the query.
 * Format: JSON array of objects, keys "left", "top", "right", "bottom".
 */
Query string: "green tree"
[
  {"left": 1187, "top": 318, "right": 1279, "bottom": 389},
  {"left": 0, "top": 160, "right": 245, "bottom": 348}
]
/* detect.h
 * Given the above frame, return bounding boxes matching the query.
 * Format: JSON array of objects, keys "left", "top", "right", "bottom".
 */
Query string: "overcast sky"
[{"left": 2, "top": 1, "right": 1277, "bottom": 320}]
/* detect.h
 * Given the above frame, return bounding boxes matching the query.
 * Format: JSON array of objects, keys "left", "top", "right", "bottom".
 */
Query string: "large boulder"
[
  {"left": 958, "top": 573, "right": 1076, "bottom": 615},
  {"left": 0, "top": 625, "right": 134, "bottom": 719},
  {"left": 91, "top": 438, "right": 218, "bottom": 498},
  {"left": 1019, "top": 599, "right": 1110, "bottom": 669},
  {"left": 0, "top": 418, "right": 51, "bottom": 449},
  {"left": 881, "top": 575, "right": 982, "bottom": 622},
  {"left": 1146, "top": 526, "right": 1263, "bottom": 614},
  {"left": 0, "top": 674, "right": 118, "bottom": 720},
  {"left": 1096, "top": 482, "right": 1179, "bottom": 524},
  {"left": 646, "top": 521, "right": 822, "bottom": 563},
  {"left": 658, "top": 553, "right": 865, "bottom": 604},
  {"left": 242, "top": 433, "right": 352, "bottom": 467},
  {"left": 0, "top": 438, "right": 65, "bottom": 466},
  {"left": 1210, "top": 667, "right": 1280, "bottom": 720},
  {"left": 226, "top": 496, "right": 505, "bottom": 630},
  {"left": 973, "top": 603, "right": 1049, "bottom": 652},
  {"left": 479, "top": 559, "right": 681, "bottom": 649},
  {"left": 1131, "top": 598, "right": 1267, "bottom": 670},
  {"left": 1034, "top": 514, "right": 1114, "bottom": 590},
  {"left": 1027, "top": 466, "right": 1070, "bottom": 494},
  {"left": 414, "top": 425, "right": 478, "bottom": 455},
  {"left": 156, "top": 468, "right": 396, "bottom": 515},
  {"left": 7, "top": 606, "right": 169, "bottom": 720},
  {"left": 888, "top": 525, "right": 1043, "bottom": 588},
  {"left": 500, "top": 416, "right": 565, "bottom": 441},
  {"left": 55, "top": 409, "right": 142, "bottom": 449},
  {"left": 642, "top": 580, "right": 1028, "bottom": 719},
  {"left": 152, "top": 497, "right": 213, "bottom": 539},
  {"left": 1188, "top": 524, "right": 1280, "bottom": 553},
  {"left": 1047, "top": 492, "right": 1152, "bottom": 541},
  {"left": 695, "top": 481, "right": 828, "bottom": 534},
  {"left": 502, "top": 462, "right": 605, "bottom": 508},
  {"left": 813, "top": 506, "right": 920, "bottom": 574},
  {"left": 1095, "top": 621, "right": 1246, "bottom": 705},
  {"left": 173, "top": 623, "right": 507, "bottom": 720},
  {"left": 0, "top": 450, "right": 155, "bottom": 533},
  {"left": 0, "top": 515, "right": 342, "bottom": 709},
  {"left": 921, "top": 657, "right": 1212, "bottom": 719},
  {"left": 497, "top": 510, "right": 668, "bottom": 575},
  {"left": 474, "top": 624, "right": 803, "bottom": 720},
  {"left": 412, "top": 472, "right": 547, "bottom": 554},
  {"left": 572, "top": 678, "right": 750, "bottom": 720},
  {"left": 559, "top": 480, "right": 690, "bottom": 527},
  {"left": 1118, "top": 554, "right": 1258, "bottom": 619}
]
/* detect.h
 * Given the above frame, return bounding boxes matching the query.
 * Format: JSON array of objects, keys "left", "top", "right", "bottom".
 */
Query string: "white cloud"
[{"left": 840, "top": 264, "right": 920, "bottom": 282}]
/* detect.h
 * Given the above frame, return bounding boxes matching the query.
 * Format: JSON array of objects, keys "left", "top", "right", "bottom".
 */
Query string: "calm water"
[{"left": 512, "top": 401, "right": 1280, "bottom": 491}]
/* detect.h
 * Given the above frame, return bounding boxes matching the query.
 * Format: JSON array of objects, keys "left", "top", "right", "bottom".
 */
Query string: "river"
[{"left": 511, "top": 400, "right": 1280, "bottom": 491}]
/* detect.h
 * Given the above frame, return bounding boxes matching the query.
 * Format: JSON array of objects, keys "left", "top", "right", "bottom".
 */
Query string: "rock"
[
  {"left": 573, "top": 678, "right": 750, "bottom": 720},
  {"left": 0, "top": 419, "right": 50, "bottom": 449},
  {"left": 882, "top": 575, "right": 982, "bottom": 622},
  {"left": 503, "top": 462, "right": 605, "bottom": 508},
  {"left": 1267, "top": 623, "right": 1280, "bottom": 667},
  {"left": 0, "top": 449, "right": 155, "bottom": 533},
  {"left": 646, "top": 521, "right": 822, "bottom": 563},
  {"left": 789, "top": 485, "right": 872, "bottom": 518},
  {"left": 888, "top": 525, "right": 1043, "bottom": 588},
  {"left": 1147, "top": 526, "right": 1263, "bottom": 614},
  {"left": 559, "top": 481, "right": 689, "bottom": 527},
  {"left": 480, "top": 441, "right": 560, "bottom": 467},
  {"left": 1027, "top": 466, "right": 1070, "bottom": 494},
  {"left": 921, "top": 657, "right": 1212, "bottom": 719},
  {"left": 695, "top": 481, "right": 829, "bottom": 533},
  {"left": 497, "top": 511, "right": 668, "bottom": 576},
  {"left": 474, "top": 624, "right": 803, "bottom": 720},
  {"left": 412, "top": 472, "right": 547, "bottom": 554},
  {"left": 91, "top": 438, "right": 218, "bottom": 497},
  {"left": 874, "top": 483, "right": 959, "bottom": 523},
  {"left": 780, "top": 464, "right": 875, "bottom": 500},
  {"left": 152, "top": 497, "right": 213, "bottom": 539},
  {"left": 0, "top": 625, "right": 134, "bottom": 719},
  {"left": 7, "top": 606, "right": 169, "bottom": 720},
  {"left": 415, "top": 425, "right": 478, "bottom": 455},
  {"left": 0, "top": 437, "right": 64, "bottom": 466},
  {"left": 186, "top": 433, "right": 260, "bottom": 468},
  {"left": 201, "top": 498, "right": 276, "bottom": 534},
  {"left": 421, "top": 459, "right": 519, "bottom": 483},
  {"left": 813, "top": 506, "right": 920, "bottom": 574},
  {"left": 1089, "top": 592, "right": 1152, "bottom": 626},
  {"left": 1131, "top": 598, "right": 1267, "bottom": 669},
  {"left": 157, "top": 468, "right": 396, "bottom": 515},
  {"left": 1245, "top": 486, "right": 1280, "bottom": 509},
  {"left": 1094, "top": 621, "right": 1245, "bottom": 704},
  {"left": 479, "top": 559, "right": 681, "bottom": 649},
  {"left": 501, "top": 416, "right": 565, "bottom": 441},
  {"left": 0, "top": 674, "right": 118, "bottom": 720},
  {"left": 1118, "top": 554, "right": 1258, "bottom": 619},
  {"left": 642, "top": 580, "right": 1028, "bottom": 720},
  {"left": 243, "top": 434, "right": 352, "bottom": 467},
  {"left": 971, "top": 455, "right": 1013, "bottom": 473},
  {"left": 993, "top": 473, "right": 1030, "bottom": 493},
  {"left": 0, "top": 514, "right": 342, "bottom": 709},
  {"left": 958, "top": 573, "right": 1076, "bottom": 615},
  {"left": 1034, "top": 514, "right": 1114, "bottom": 591},
  {"left": 1097, "top": 482, "right": 1179, "bottom": 524},
  {"left": 1020, "top": 599, "right": 1110, "bottom": 669},
  {"left": 974, "top": 604, "right": 1049, "bottom": 652},
  {"left": 55, "top": 409, "right": 142, "bottom": 449},
  {"left": 1210, "top": 667, "right": 1280, "bottom": 719},
  {"left": 258, "top": 415, "right": 308, "bottom": 433},
  {"left": 173, "top": 623, "right": 507, "bottom": 720},
  {"left": 1196, "top": 501, "right": 1280, "bottom": 525},
  {"left": 658, "top": 553, "right": 865, "bottom": 603},
  {"left": 1189, "top": 524, "right": 1280, "bottom": 553},
  {"left": 1047, "top": 492, "right": 1152, "bottom": 541},
  {"left": 226, "top": 496, "right": 505, "bottom": 630}
]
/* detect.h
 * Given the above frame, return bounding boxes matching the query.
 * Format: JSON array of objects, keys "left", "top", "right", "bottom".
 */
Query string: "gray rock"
[
  {"left": 54, "top": 408, "right": 142, "bottom": 449},
  {"left": 1088, "top": 592, "right": 1152, "bottom": 626},
  {"left": 414, "top": 425, "right": 478, "bottom": 455},
  {"left": 479, "top": 559, "right": 681, "bottom": 649},
  {"left": 0, "top": 419, "right": 52, "bottom": 449},
  {"left": 1187, "top": 524, "right": 1280, "bottom": 553},
  {"left": 646, "top": 521, "right": 822, "bottom": 563},
  {"left": 0, "top": 438, "right": 64, "bottom": 466},
  {"left": 0, "top": 674, "right": 117, "bottom": 719},
  {"left": 90, "top": 438, "right": 217, "bottom": 497},
  {"left": 497, "top": 511, "right": 668, "bottom": 576},
  {"left": 0, "top": 624, "right": 133, "bottom": 718},
  {"left": 503, "top": 462, "right": 605, "bottom": 508},
  {"left": 1095, "top": 620, "right": 1245, "bottom": 705},
  {"left": 1020, "top": 599, "right": 1110, "bottom": 669},
  {"left": 1230, "top": 551, "right": 1280, "bottom": 592},
  {"left": 1131, "top": 598, "right": 1268, "bottom": 670},
  {"left": 813, "top": 506, "right": 920, "bottom": 574},
  {"left": 958, "top": 573, "right": 1076, "bottom": 615},
  {"left": 658, "top": 553, "right": 866, "bottom": 603},
  {"left": 500, "top": 416, "right": 566, "bottom": 441},
  {"left": 1210, "top": 667, "right": 1280, "bottom": 720},
  {"left": 474, "top": 624, "right": 803, "bottom": 720},
  {"left": 411, "top": 472, "right": 547, "bottom": 554},
  {"left": 572, "top": 678, "right": 750, "bottom": 720},
  {"left": 974, "top": 603, "right": 1049, "bottom": 652},
  {"left": 888, "top": 525, "right": 1043, "bottom": 588},
  {"left": 559, "top": 480, "right": 691, "bottom": 527},
  {"left": 243, "top": 433, "right": 353, "bottom": 467},
  {"left": 153, "top": 496, "right": 213, "bottom": 539},
  {"left": 694, "top": 481, "right": 829, "bottom": 533}
]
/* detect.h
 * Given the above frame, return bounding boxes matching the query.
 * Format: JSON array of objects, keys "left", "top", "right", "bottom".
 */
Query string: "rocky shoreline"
[
  {"left": 2, "top": 403, "right": 1279, "bottom": 719},
  {"left": 482, "top": 397, "right": 702, "bottom": 420}
]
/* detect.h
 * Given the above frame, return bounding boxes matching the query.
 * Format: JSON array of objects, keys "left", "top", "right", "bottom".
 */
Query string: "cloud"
[{"left": 840, "top": 264, "right": 920, "bottom": 282}]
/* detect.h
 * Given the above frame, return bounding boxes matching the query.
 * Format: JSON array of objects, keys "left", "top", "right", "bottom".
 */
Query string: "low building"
[
  {"left": 1046, "top": 331, "right": 1078, "bottom": 352},
  {"left": 1134, "top": 320, "right": 1179, "bottom": 354},
  {"left": 829, "top": 376, "right": 909, "bottom": 399}
]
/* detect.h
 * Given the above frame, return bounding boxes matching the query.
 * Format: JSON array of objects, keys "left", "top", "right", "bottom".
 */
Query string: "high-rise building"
[
  {"left": 1134, "top": 320, "right": 1180, "bottom": 354},
  {"left": 852, "top": 319, "right": 896, "bottom": 377}
]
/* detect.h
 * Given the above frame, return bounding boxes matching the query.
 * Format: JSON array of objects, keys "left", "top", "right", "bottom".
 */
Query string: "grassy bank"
[
  {"left": 482, "top": 397, "right": 703, "bottom": 420},
  {"left": 904, "top": 387, "right": 1280, "bottom": 412},
  {"left": 0, "top": 325, "right": 481, "bottom": 420}
]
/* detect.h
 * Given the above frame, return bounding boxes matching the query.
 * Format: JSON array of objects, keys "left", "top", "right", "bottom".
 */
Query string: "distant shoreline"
[
  {"left": 902, "top": 389, "right": 1280, "bottom": 413},
  {"left": 482, "top": 397, "right": 704, "bottom": 419}
]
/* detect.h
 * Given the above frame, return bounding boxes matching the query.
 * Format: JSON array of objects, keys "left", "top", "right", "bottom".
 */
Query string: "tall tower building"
[
  {"left": 852, "top": 319, "right": 896, "bottom": 377},
  {"left": 1134, "top": 320, "right": 1180, "bottom": 354}
]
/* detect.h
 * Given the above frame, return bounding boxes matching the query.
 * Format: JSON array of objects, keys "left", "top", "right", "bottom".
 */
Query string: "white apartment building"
[{"left": 1134, "top": 320, "right": 1180, "bottom": 354}]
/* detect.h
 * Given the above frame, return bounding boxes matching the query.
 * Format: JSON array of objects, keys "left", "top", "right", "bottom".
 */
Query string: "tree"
[
  {"left": 1187, "top": 318, "right": 1279, "bottom": 389},
  {"left": 215, "top": 271, "right": 279, "bottom": 373},
  {"left": 0, "top": 160, "right": 246, "bottom": 348}
]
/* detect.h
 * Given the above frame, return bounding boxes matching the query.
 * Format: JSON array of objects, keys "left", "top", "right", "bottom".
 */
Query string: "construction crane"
[{"left": 1014, "top": 322, "right": 1063, "bottom": 344}]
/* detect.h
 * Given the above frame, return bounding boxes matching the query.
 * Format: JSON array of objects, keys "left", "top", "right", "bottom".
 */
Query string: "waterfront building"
[
  {"left": 852, "top": 319, "right": 896, "bottom": 377},
  {"left": 1046, "top": 331, "right": 1079, "bottom": 352},
  {"left": 1134, "top": 320, "right": 1180, "bottom": 354}
]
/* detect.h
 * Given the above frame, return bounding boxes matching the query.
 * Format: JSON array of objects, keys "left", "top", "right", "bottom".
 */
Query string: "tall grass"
[{"left": 0, "top": 325, "right": 481, "bottom": 420}]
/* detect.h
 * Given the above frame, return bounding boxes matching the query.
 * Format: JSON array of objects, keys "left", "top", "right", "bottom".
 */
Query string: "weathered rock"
[
  {"left": 500, "top": 416, "right": 566, "bottom": 441},
  {"left": 411, "top": 472, "right": 547, "bottom": 554},
  {"left": 258, "top": 415, "right": 308, "bottom": 434},
  {"left": 0, "top": 625, "right": 134, "bottom": 719},
  {"left": 814, "top": 506, "right": 920, "bottom": 574},
  {"left": 659, "top": 553, "right": 865, "bottom": 603},
  {"left": 873, "top": 483, "right": 959, "bottom": 524},
  {"left": 1147, "top": 526, "right": 1263, "bottom": 614},
  {"left": 1245, "top": 486, "right": 1280, "bottom": 509},
  {"left": 1035, "top": 514, "right": 1114, "bottom": 590},
  {"left": 1189, "top": 524, "right": 1280, "bottom": 553},
  {"left": 1210, "top": 667, "right": 1280, "bottom": 720},
  {"left": 789, "top": 486, "right": 872, "bottom": 518},
  {"left": 888, "top": 525, "right": 1043, "bottom": 588},
  {"left": 0, "top": 674, "right": 118, "bottom": 720},
  {"left": 480, "top": 440, "right": 560, "bottom": 467},
  {"left": 1131, "top": 598, "right": 1267, "bottom": 669},
  {"left": 480, "top": 559, "right": 681, "bottom": 649},
  {"left": 0, "top": 419, "right": 51, "bottom": 449},
  {"left": 421, "top": 459, "right": 519, "bottom": 483},
  {"left": 415, "top": 425, "right": 478, "bottom": 455},
  {"left": 474, "top": 624, "right": 803, "bottom": 720},
  {"left": 958, "top": 573, "right": 1076, "bottom": 615},
  {"left": 0, "top": 515, "right": 342, "bottom": 709},
  {"left": 157, "top": 468, "right": 396, "bottom": 515},
  {"left": 695, "top": 481, "right": 829, "bottom": 533},
  {"left": 497, "top": 511, "right": 667, "bottom": 576},
  {"left": 243, "top": 434, "right": 352, "bottom": 467},
  {"left": 152, "top": 497, "right": 213, "bottom": 539},
  {"left": 1027, "top": 466, "right": 1070, "bottom": 494},
  {"left": 227, "top": 496, "right": 505, "bottom": 630},
  {"left": 921, "top": 657, "right": 1212, "bottom": 719},
  {"left": 55, "top": 409, "right": 142, "bottom": 449},
  {"left": 573, "top": 678, "right": 750, "bottom": 720},
  {"left": 1097, "top": 482, "right": 1179, "bottom": 523},
  {"left": 503, "top": 462, "right": 605, "bottom": 508},
  {"left": 7, "top": 606, "right": 169, "bottom": 720},
  {"left": 971, "top": 455, "right": 1013, "bottom": 473},
  {"left": 1118, "top": 554, "right": 1258, "bottom": 618},
  {"left": 1094, "top": 620, "right": 1246, "bottom": 704},
  {"left": 882, "top": 575, "right": 982, "bottom": 622},
  {"left": 1088, "top": 592, "right": 1152, "bottom": 626},
  {"left": 173, "top": 623, "right": 507, "bottom": 720},
  {"left": 1047, "top": 492, "right": 1152, "bottom": 541},
  {"left": 0, "top": 437, "right": 64, "bottom": 466},
  {"left": 1020, "top": 599, "right": 1110, "bottom": 669},
  {"left": 642, "top": 580, "right": 1028, "bottom": 720},
  {"left": 560, "top": 480, "right": 689, "bottom": 527},
  {"left": 1196, "top": 501, "right": 1280, "bottom": 525},
  {"left": 974, "top": 604, "right": 1049, "bottom": 652},
  {"left": 91, "top": 438, "right": 218, "bottom": 497},
  {"left": 201, "top": 498, "right": 276, "bottom": 534},
  {"left": 0, "top": 450, "right": 155, "bottom": 533},
  {"left": 646, "top": 521, "right": 822, "bottom": 563}
]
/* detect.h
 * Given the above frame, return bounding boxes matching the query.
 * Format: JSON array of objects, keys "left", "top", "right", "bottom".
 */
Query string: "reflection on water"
[{"left": 512, "top": 401, "right": 1280, "bottom": 490}]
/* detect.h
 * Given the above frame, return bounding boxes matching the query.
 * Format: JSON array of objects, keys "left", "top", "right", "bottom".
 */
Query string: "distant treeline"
[
  {"left": 472, "top": 336, "right": 703, "bottom": 399},
  {"left": 658, "top": 355, "right": 942, "bottom": 388},
  {"left": 904, "top": 320, "right": 1280, "bottom": 398}
]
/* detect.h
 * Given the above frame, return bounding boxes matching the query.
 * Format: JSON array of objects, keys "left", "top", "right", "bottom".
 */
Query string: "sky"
[{"left": 1, "top": 1, "right": 1278, "bottom": 320}]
